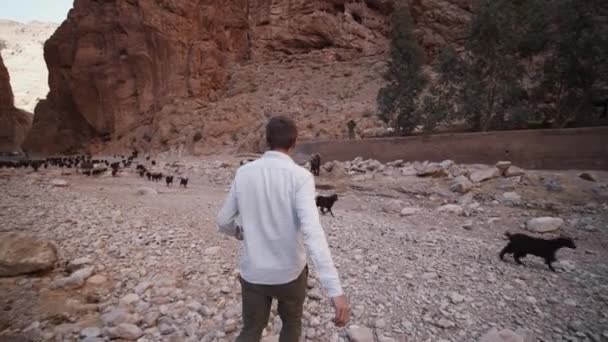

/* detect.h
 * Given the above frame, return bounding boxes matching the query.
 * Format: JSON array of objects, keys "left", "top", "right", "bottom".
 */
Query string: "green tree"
[
  {"left": 533, "top": 0, "right": 608, "bottom": 127},
  {"left": 376, "top": 2, "right": 426, "bottom": 135}
]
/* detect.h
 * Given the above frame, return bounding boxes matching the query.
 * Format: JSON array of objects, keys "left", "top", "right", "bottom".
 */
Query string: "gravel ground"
[{"left": 0, "top": 157, "right": 607, "bottom": 342}]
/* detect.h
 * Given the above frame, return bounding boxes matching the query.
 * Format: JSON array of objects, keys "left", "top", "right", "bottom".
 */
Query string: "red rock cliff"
[
  {"left": 0, "top": 54, "right": 32, "bottom": 152},
  {"left": 24, "top": 0, "right": 471, "bottom": 154}
]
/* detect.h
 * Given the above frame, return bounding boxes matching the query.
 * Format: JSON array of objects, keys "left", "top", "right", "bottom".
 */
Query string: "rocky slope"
[
  {"left": 0, "top": 53, "right": 32, "bottom": 152},
  {"left": 24, "top": 0, "right": 473, "bottom": 155}
]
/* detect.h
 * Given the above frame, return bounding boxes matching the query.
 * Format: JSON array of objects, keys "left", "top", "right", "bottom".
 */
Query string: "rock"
[
  {"left": 119, "top": 293, "right": 140, "bottom": 306},
  {"left": 51, "top": 266, "right": 95, "bottom": 289},
  {"left": 323, "top": 162, "right": 335, "bottom": 172},
  {"left": 470, "top": 168, "right": 501, "bottom": 182},
  {"left": 347, "top": 326, "right": 374, "bottom": 342},
  {"left": 448, "top": 292, "right": 465, "bottom": 304},
  {"left": 450, "top": 175, "right": 473, "bottom": 193},
  {"left": 135, "top": 187, "right": 157, "bottom": 196},
  {"left": 526, "top": 217, "right": 564, "bottom": 233},
  {"left": 421, "top": 272, "right": 438, "bottom": 280},
  {"left": 401, "top": 167, "right": 418, "bottom": 176},
  {"left": 382, "top": 200, "right": 404, "bottom": 214},
  {"left": 496, "top": 161, "right": 512, "bottom": 174},
  {"left": 86, "top": 274, "right": 108, "bottom": 285},
  {"left": 0, "top": 54, "right": 32, "bottom": 152},
  {"left": 399, "top": 207, "right": 420, "bottom": 216},
  {"left": 504, "top": 166, "right": 526, "bottom": 177},
  {"left": 224, "top": 318, "right": 238, "bottom": 333},
  {"left": 374, "top": 318, "right": 387, "bottom": 329},
  {"left": 437, "top": 204, "right": 463, "bottom": 215},
  {"left": 0, "top": 233, "right": 57, "bottom": 277},
  {"left": 80, "top": 327, "right": 102, "bottom": 338},
  {"left": 479, "top": 328, "right": 525, "bottom": 342},
  {"left": 66, "top": 257, "right": 93, "bottom": 272},
  {"left": 434, "top": 318, "right": 455, "bottom": 329},
  {"left": 578, "top": 172, "right": 596, "bottom": 182},
  {"left": 542, "top": 177, "right": 563, "bottom": 192},
  {"left": 417, "top": 163, "right": 448, "bottom": 177},
  {"left": 502, "top": 192, "right": 521, "bottom": 203},
  {"left": 50, "top": 179, "right": 69, "bottom": 187},
  {"left": 101, "top": 308, "right": 140, "bottom": 327},
  {"left": 106, "top": 323, "right": 143, "bottom": 340}
]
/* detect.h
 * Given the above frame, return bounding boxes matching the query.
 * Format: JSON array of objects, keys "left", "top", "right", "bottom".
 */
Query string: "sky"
[{"left": 1, "top": 0, "right": 74, "bottom": 23}]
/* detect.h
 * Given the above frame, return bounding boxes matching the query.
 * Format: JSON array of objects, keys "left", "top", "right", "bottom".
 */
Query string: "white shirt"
[{"left": 216, "top": 151, "right": 343, "bottom": 297}]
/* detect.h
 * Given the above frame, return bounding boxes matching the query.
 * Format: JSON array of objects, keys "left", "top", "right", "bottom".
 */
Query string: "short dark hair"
[{"left": 266, "top": 116, "right": 298, "bottom": 150}]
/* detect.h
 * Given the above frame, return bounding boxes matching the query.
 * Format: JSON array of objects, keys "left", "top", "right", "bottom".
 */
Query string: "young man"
[{"left": 217, "top": 116, "right": 349, "bottom": 342}]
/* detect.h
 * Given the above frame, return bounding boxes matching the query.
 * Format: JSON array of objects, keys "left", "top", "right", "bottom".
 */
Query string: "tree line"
[{"left": 377, "top": 0, "right": 608, "bottom": 135}]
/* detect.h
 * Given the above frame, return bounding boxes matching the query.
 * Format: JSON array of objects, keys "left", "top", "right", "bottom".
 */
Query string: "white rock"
[
  {"left": 448, "top": 292, "right": 465, "bottom": 304},
  {"left": 80, "top": 327, "right": 102, "bottom": 338},
  {"left": 87, "top": 274, "right": 108, "bottom": 285},
  {"left": 496, "top": 161, "right": 512, "bottom": 173},
  {"left": 66, "top": 257, "right": 93, "bottom": 272},
  {"left": 51, "top": 179, "right": 69, "bottom": 187},
  {"left": 504, "top": 166, "right": 525, "bottom": 177},
  {"left": 437, "top": 204, "right": 463, "bottom": 215},
  {"left": 470, "top": 168, "right": 500, "bottom": 182},
  {"left": 399, "top": 207, "right": 420, "bottom": 216},
  {"left": 434, "top": 318, "right": 455, "bottom": 329},
  {"left": 51, "top": 266, "right": 95, "bottom": 289},
  {"left": 526, "top": 217, "right": 564, "bottom": 233},
  {"left": 450, "top": 175, "right": 473, "bottom": 193},
  {"left": 119, "top": 293, "right": 140, "bottom": 306},
  {"left": 347, "top": 326, "right": 374, "bottom": 342},
  {"left": 106, "top": 323, "right": 143, "bottom": 340}
]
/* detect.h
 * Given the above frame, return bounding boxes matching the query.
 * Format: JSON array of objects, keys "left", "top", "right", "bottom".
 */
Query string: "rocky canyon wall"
[
  {"left": 24, "top": 0, "right": 472, "bottom": 154},
  {"left": 0, "top": 54, "right": 32, "bottom": 152}
]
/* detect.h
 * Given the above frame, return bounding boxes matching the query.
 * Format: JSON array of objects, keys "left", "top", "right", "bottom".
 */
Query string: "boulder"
[
  {"left": 470, "top": 168, "right": 501, "bottom": 182},
  {"left": 437, "top": 204, "right": 464, "bottom": 215},
  {"left": 504, "top": 166, "right": 526, "bottom": 177},
  {"left": 479, "top": 328, "right": 525, "bottom": 342},
  {"left": 0, "top": 233, "right": 57, "bottom": 277},
  {"left": 502, "top": 192, "right": 521, "bottom": 203},
  {"left": 578, "top": 172, "right": 596, "bottom": 182},
  {"left": 450, "top": 175, "right": 473, "bottom": 194},
  {"left": 526, "top": 217, "right": 564, "bottom": 233},
  {"left": 347, "top": 326, "right": 374, "bottom": 342}
]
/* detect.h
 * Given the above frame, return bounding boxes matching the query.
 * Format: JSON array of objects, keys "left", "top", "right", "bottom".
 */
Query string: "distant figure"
[
  {"left": 310, "top": 153, "right": 321, "bottom": 177},
  {"left": 347, "top": 120, "right": 356, "bottom": 140}
]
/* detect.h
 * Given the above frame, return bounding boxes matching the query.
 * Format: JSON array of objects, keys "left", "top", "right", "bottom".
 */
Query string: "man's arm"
[
  {"left": 295, "top": 174, "right": 343, "bottom": 298},
  {"left": 216, "top": 181, "right": 239, "bottom": 237}
]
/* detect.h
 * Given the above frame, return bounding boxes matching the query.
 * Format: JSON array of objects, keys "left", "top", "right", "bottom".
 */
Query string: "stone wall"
[{"left": 295, "top": 127, "right": 608, "bottom": 170}]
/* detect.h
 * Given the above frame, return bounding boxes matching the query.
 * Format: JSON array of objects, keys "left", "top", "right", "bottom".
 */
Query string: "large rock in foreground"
[
  {"left": 0, "top": 233, "right": 58, "bottom": 277},
  {"left": 0, "top": 54, "right": 32, "bottom": 152}
]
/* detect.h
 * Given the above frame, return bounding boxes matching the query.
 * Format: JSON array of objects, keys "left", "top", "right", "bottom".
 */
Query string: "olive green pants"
[{"left": 236, "top": 266, "right": 308, "bottom": 342}]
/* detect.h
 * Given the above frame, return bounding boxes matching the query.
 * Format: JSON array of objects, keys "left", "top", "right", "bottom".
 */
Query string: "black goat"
[
  {"left": 179, "top": 177, "right": 189, "bottom": 188},
  {"left": 310, "top": 154, "right": 321, "bottom": 176},
  {"left": 166, "top": 175, "right": 174, "bottom": 187},
  {"left": 499, "top": 232, "right": 576, "bottom": 272},
  {"left": 315, "top": 194, "right": 338, "bottom": 217}
]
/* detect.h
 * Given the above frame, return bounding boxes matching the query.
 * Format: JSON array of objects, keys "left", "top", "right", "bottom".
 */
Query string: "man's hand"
[{"left": 330, "top": 295, "right": 350, "bottom": 327}]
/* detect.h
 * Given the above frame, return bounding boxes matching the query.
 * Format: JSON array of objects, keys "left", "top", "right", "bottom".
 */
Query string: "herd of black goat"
[{"left": 0, "top": 150, "right": 189, "bottom": 188}]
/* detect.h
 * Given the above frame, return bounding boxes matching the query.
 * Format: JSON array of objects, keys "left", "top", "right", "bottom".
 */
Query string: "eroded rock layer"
[{"left": 0, "top": 54, "right": 32, "bottom": 152}]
